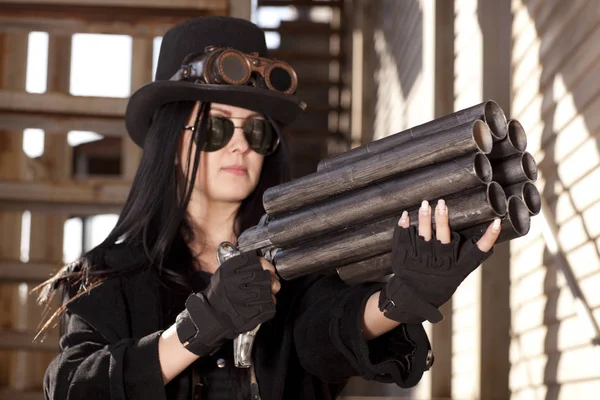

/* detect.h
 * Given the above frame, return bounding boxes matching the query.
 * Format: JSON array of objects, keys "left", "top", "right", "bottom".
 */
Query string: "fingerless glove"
[
  {"left": 379, "top": 225, "right": 493, "bottom": 324},
  {"left": 176, "top": 252, "right": 275, "bottom": 356}
]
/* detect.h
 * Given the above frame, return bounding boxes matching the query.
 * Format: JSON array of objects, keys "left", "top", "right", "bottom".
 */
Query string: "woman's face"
[{"left": 178, "top": 102, "right": 265, "bottom": 204}]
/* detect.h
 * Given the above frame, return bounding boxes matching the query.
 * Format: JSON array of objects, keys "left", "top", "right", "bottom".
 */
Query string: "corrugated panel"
[
  {"left": 370, "top": 0, "right": 431, "bottom": 142},
  {"left": 510, "top": 0, "right": 600, "bottom": 398},
  {"left": 451, "top": 1, "right": 483, "bottom": 398}
]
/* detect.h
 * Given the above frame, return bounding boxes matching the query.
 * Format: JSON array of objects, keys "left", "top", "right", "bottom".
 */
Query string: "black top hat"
[{"left": 125, "top": 16, "right": 306, "bottom": 148}]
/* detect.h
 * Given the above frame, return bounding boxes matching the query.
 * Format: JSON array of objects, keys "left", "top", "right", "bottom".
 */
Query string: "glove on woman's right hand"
[{"left": 176, "top": 252, "right": 276, "bottom": 356}]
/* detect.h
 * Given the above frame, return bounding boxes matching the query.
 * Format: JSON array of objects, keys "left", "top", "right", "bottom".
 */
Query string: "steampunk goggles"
[{"left": 172, "top": 46, "right": 298, "bottom": 95}]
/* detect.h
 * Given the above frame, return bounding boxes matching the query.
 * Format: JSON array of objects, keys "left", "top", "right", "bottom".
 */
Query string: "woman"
[{"left": 38, "top": 17, "right": 500, "bottom": 400}]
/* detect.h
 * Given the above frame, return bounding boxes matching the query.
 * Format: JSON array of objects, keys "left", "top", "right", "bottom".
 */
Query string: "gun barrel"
[
  {"left": 492, "top": 152, "right": 538, "bottom": 186},
  {"left": 275, "top": 182, "right": 507, "bottom": 280},
  {"left": 503, "top": 181, "right": 541, "bottom": 216},
  {"left": 336, "top": 253, "right": 393, "bottom": 285},
  {"left": 487, "top": 119, "right": 527, "bottom": 160},
  {"left": 336, "top": 195, "right": 530, "bottom": 284},
  {"left": 264, "top": 120, "right": 493, "bottom": 217},
  {"left": 456, "top": 195, "right": 531, "bottom": 242},
  {"left": 266, "top": 152, "right": 492, "bottom": 247},
  {"left": 317, "top": 100, "right": 507, "bottom": 171}
]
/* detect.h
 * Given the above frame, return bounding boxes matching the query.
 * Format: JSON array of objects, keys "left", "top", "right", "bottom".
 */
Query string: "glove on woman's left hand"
[
  {"left": 380, "top": 225, "right": 493, "bottom": 324},
  {"left": 379, "top": 200, "right": 501, "bottom": 325}
]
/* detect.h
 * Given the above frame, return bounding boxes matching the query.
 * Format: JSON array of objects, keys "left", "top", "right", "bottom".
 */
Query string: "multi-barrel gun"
[{"left": 220, "top": 100, "right": 540, "bottom": 368}]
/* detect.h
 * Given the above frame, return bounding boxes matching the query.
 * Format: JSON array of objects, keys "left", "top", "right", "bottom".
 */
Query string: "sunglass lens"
[
  {"left": 243, "top": 119, "right": 277, "bottom": 155},
  {"left": 204, "top": 117, "right": 234, "bottom": 151},
  {"left": 267, "top": 66, "right": 293, "bottom": 92}
]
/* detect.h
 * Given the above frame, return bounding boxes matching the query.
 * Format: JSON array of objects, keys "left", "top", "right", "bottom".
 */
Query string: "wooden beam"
[
  {"left": 0, "top": 181, "right": 129, "bottom": 214},
  {"left": 0, "top": 112, "right": 125, "bottom": 137},
  {"left": 269, "top": 50, "right": 341, "bottom": 61},
  {"left": 229, "top": 0, "right": 251, "bottom": 20},
  {"left": 0, "top": 112, "right": 124, "bottom": 137},
  {"left": 0, "top": 390, "right": 44, "bottom": 400},
  {"left": 0, "top": 1, "right": 226, "bottom": 37},
  {"left": 0, "top": 14, "right": 180, "bottom": 38},
  {"left": 0, "top": 261, "right": 59, "bottom": 283},
  {"left": 47, "top": 35, "right": 72, "bottom": 95},
  {"left": 0, "top": 90, "right": 126, "bottom": 136},
  {"left": 121, "top": 38, "right": 152, "bottom": 179},
  {"left": 28, "top": 34, "right": 72, "bottom": 389},
  {"left": 263, "top": 25, "right": 340, "bottom": 35},
  {"left": 258, "top": 0, "right": 342, "bottom": 7},
  {"left": 0, "top": 91, "right": 126, "bottom": 118},
  {"left": 1, "top": 0, "right": 225, "bottom": 10},
  {"left": 0, "top": 331, "right": 58, "bottom": 352},
  {"left": 0, "top": 31, "right": 29, "bottom": 389}
]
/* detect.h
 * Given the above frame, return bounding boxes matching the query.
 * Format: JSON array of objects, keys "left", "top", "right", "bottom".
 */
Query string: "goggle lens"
[{"left": 268, "top": 66, "right": 293, "bottom": 93}]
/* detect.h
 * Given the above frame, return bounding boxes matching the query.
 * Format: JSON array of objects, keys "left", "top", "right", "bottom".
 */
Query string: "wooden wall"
[
  {"left": 0, "top": 1, "right": 229, "bottom": 399},
  {"left": 509, "top": 0, "right": 600, "bottom": 398}
]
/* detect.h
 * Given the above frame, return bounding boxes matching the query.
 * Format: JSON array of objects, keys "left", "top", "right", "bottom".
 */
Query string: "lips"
[{"left": 221, "top": 165, "right": 248, "bottom": 175}]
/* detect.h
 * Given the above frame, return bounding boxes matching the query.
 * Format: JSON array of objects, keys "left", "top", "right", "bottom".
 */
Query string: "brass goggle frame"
[{"left": 171, "top": 46, "right": 298, "bottom": 95}]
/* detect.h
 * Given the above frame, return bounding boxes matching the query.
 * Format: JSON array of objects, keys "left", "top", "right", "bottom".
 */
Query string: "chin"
[{"left": 214, "top": 188, "right": 255, "bottom": 203}]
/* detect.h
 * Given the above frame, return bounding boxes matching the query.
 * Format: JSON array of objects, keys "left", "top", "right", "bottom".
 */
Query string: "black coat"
[{"left": 43, "top": 245, "right": 432, "bottom": 400}]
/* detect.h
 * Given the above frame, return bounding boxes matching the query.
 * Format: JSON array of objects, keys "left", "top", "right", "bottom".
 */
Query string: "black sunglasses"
[{"left": 185, "top": 115, "right": 279, "bottom": 156}]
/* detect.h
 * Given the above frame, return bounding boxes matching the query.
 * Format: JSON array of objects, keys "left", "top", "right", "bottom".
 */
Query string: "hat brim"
[{"left": 125, "top": 81, "right": 306, "bottom": 148}]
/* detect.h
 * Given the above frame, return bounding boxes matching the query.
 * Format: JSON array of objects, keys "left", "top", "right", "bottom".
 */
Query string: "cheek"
[
  {"left": 197, "top": 151, "right": 217, "bottom": 187},
  {"left": 249, "top": 154, "right": 265, "bottom": 182}
]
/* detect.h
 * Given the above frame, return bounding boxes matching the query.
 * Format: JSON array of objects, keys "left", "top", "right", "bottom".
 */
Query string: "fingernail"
[
  {"left": 492, "top": 218, "right": 501, "bottom": 232},
  {"left": 420, "top": 200, "right": 429, "bottom": 214},
  {"left": 437, "top": 199, "right": 447, "bottom": 215},
  {"left": 398, "top": 211, "right": 408, "bottom": 225}
]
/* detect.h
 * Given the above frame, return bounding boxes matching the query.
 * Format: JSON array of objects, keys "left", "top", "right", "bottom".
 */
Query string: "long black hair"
[{"left": 36, "top": 100, "right": 291, "bottom": 331}]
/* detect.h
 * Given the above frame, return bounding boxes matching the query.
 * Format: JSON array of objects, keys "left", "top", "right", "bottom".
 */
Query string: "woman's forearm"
[
  {"left": 361, "top": 291, "right": 402, "bottom": 340},
  {"left": 158, "top": 324, "right": 200, "bottom": 384}
]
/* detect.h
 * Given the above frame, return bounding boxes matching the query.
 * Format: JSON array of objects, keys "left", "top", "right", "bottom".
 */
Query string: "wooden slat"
[
  {"left": 0, "top": 331, "right": 57, "bottom": 352},
  {"left": 0, "top": 90, "right": 126, "bottom": 136},
  {"left": 0, "top": 30, "right": 29, "bottom": 389},
  {"left": 0, "top": 1, "right": 224, "bottom": 37},
  {"left": 269, "top": 50, "right": 341, "bottom": 61},
  {"left": 298, "top": 77, "right": 343, "bottom": 87},
  {"left": 0, "top": 15, "right": 177, "bottom": 37},
  {"left": 0, "top": 112, "right": 125, "bottom": 137},
  {"left": 262, "top": 24, "right": 340, "bottom": 35},
  {"left": 0, "top": 390, "right": 44, "bottom": 400},
  {"left": 0, "top": 181, "right": 129, "bottom": 214},
  {"left": 258, "top": 0, "right": 342, "bottom": 7},
  {"left": 0, "top": 261, "right": 59, "bottom": 283},
  {"left": 0, "top": 91, "right": 126, "bottom": 117},
  {"left": 1, "top": 0, "right": 225, "bottom": 10}
]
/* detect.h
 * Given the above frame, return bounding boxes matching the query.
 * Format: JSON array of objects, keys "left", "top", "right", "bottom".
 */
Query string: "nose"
[{"left": 227, "top": 126, "right": 251, "bottom": 154}]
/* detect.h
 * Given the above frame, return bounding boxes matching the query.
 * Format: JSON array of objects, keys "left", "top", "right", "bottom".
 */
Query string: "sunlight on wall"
[
  {"left": 22, "top": 129, "right": 45, "bottom": 158},
  {"left": 63, "top": 218, "right": 82, "bottom": 264},
  {"left": 25, "top": 32, "right": 48, "bottom": 94},
  {"left": 84, "top": 215, "right": 119, "bottom": 252},
  {"left": 372, "top": 29, "right": 407, "bottom": 141},
  {"left": 67, "top": 131, "right": 103, "bottom": 147},
  {"left": 152, "top": 36, "right": 162, "bottom": 80},
  {"left": 70, "top": 33, "right": 132, "bottom": 98},
  {"left": 20, "top": 211, "right": 31, "bottom": 263},
  {"left": 452, "top": 1, "right": 483, "bottom": 398}
]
